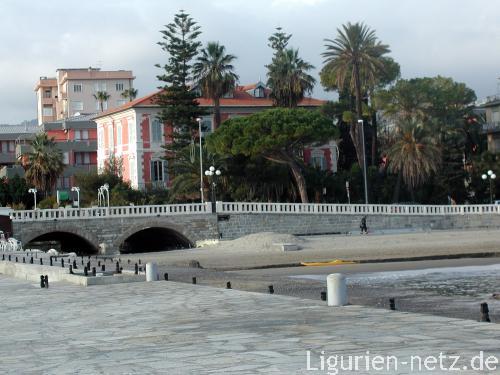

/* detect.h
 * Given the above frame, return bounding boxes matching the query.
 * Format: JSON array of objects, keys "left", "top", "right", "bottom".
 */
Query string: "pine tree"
[{"left": 156, "top": 11, "right": 206, "bottom": 163}]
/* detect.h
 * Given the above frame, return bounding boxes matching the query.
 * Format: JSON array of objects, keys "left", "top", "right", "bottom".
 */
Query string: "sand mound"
[{"left": 218, "top": 232, "right": 305, "bottom": 252}]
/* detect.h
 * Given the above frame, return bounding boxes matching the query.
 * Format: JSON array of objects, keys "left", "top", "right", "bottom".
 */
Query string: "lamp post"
[
  {"left": 482, "top": 170, "right": 496, "bottom": 204},
  {"left": 71, "top": 186, "right": 80, "bottom": 208},
  {"left": 101, "top": 183, "right": 110, "bottom": 208},
  {"left": 357, "top": 119, "right": 369, "bottom": 204},
  {"left": 197, "top": 117, "right": 204, "bottom": 203},
  {"left": 28, "top": 188, "right": 37, "bottom": 210},
  {"left": 204, "top": 166, "right": 221, "bottom": 213}
]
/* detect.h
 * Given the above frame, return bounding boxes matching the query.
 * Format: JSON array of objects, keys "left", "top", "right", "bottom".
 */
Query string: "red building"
[{"left": 93, "top": 82, "right": 338, "bottom": 189}]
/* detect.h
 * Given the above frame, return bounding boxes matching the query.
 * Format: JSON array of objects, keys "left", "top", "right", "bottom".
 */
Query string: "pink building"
[
  {"left": 93, "top": 83, "right": 338, "bottom": 189},
  {"left": 35, "top": 68, "right": 135, "bottom": 125}
]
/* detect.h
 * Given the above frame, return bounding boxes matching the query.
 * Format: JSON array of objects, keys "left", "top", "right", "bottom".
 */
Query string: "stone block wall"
[{"left": 217, "top": 213, "right": 500, "bottom": 240}]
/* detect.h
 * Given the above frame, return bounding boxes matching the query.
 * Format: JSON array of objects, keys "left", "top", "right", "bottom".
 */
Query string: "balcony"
[{"left": 482, "top": 122, "right": 500, "bottom": 133}]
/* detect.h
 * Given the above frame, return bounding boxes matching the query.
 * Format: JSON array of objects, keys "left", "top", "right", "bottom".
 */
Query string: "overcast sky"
[{"left": 1, "top": 0, "right": 499, "bottom": 123}]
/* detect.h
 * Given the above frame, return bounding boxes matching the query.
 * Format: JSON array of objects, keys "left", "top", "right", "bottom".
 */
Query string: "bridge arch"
[
  {"left": 24, "top": 226, "right": 100, "bottom": 255},
  {"left": 114, "top": 222, "right": 195, "bottom": 254}
]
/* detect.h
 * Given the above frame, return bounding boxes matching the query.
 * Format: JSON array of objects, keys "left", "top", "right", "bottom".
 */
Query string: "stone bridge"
[{"left": 8, "top": 202, "right": 500, "bottom": 255}]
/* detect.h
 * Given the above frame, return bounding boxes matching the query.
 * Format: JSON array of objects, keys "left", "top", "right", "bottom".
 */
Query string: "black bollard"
[
  {"left": 44, "top": 275, "right": 48, "bottom": 288},
  {"left": 321, "top": 291, "right": 327, "bottom": 301},
  {"left": 268, "top": 285, "right": 274, "bottom": 294},
  {"left": 92, "top": 267, "right": 96, "bottom": 276},
  {"left": 2, "top": 254, "right": 4, "bottom": 260},
  {"left": 164, "top": 273, "right": 169, "bottom": 281},
  {"left": 40, "top": 275, "right": 45, "bottom": 288},
  {"left": 69, "top": 265, "right": 73, "bottom": 274},
  {"left": 389, "top": 298, "right": 396, "bottom": 311},
  {"left": 22, "top": 257, "right": 25, "bottom": 263},
  {"left": 139, "top": 259, "right": 141, "bottom": 265},
  {"left": 134, "top": 263, "right": 138, "bottom": 275},
  {"left": 101, "top": 264, "right": 105, "bottom": 272},
  {"left": 15, "top": 257, "right": 18, "bottom": 262},
  {"left": 8, "top": 255, "right": 11, "bottom": 261},
  {"left": 480, "top": 303, "right": 491, "bottom": 322},
  {"left": 192, "top": 277, "right": 197, "bottom": 284},
  {"left": 98, "top": 261, "right": 101, "bottom": 267},
  {"left": 50, "top": 257, "right": 53, "bottom": 266},
  {"left": 116, "top": 262, "right": 120, "bottom": 274},
  {"left": 226, "top": 281, "right": 232, "bottom": 289},
  {"left": 87, "top": 261, "right": 90, "bottom": 270},
  {"left": 73, "top": 260, "right": 77, "bottom": 269},
  {"left": 30, "top": 257, "right": 33, "bottom": 264},
  {"left": 84, "top": 266, "right": 88, "bottom": 276},
  {"left": 40, "top": 258, "right": 43, "bottom": 265},
  {"left": 61, "top": 259, "right": 64, "bottom": 268}
]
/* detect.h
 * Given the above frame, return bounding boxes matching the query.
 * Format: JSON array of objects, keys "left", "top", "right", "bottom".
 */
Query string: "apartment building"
[
  {"left": 0, "top": 123, "right": 38, "bottom": 178},
  {"left": 35, "top": 68, "right": 135, "bottom": 124},
  {"left": 93, "top": 83, "right": 338, "bottom": 190}
]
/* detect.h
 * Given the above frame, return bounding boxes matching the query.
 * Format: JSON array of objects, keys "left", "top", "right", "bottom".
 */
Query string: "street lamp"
[
  {"left": 204, "top": 166, "right": 221, "bottom": 213},
  {"left": 71, "top": 186, "right": 80, "bottom": 208},
  {"left": 101, "top": 183, "right": 110, "bottom": 207},
  {"left": 482, "top": 170, "right": 496, "bottom": 204},
  {"left": 28, "top": 188, "right": 37, "bottom": 210},
  {"left": 197, "top": 117, "right": 204, "bottom": 203},
  {"left": 357, "top": 119, "right": 369, "bottom": 204}
]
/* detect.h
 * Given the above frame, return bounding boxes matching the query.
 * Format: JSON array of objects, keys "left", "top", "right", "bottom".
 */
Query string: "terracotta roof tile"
[{"left": 93, "top": 85, "right": 325, "bottom": 120}]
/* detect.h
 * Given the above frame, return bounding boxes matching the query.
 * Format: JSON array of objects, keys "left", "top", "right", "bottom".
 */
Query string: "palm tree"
[
  {"left": 322, "top": 22, "right": 390, "bottom": 168},
  {"left": 193, "top": 42, "right": 238, "bottom": 129},
  {"left": 93, "top": 91, "right": 111, "bottom": 112},
  {"left": 23, "top": 133, "right": 65, "bottom": 196},
  {"left": 121, "top": 88, "right": 138, "bottom": 102},
  {"left": 266, "top": 48, "right": 315, "bottom": 108},
  {"left": 386, "top": 120, "right": 441, "bottom": 201}
]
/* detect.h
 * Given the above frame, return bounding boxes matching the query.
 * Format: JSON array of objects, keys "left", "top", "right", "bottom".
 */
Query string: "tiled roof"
[
  {"left": 0, "top": 124, "right": 39, "bottom": 134},
  {"left": 93, "top": 84, "right": 325, "bottom": 120}
]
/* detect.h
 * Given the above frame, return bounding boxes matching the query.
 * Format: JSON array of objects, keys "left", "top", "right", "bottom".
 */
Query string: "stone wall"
[
  {"left": 217, "top": 213, "right": 500, "bottom": 239},
  {"left": 13, "top": 214, "right": 219, "bottom": 254}
]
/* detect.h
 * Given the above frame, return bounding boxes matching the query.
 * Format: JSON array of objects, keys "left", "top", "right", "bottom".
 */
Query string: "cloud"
[{"left": 271, "top": 0, "right": 326, "bottom": 6}]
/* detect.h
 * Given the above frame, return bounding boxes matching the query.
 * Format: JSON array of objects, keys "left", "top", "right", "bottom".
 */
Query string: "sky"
[{"left": 1, "top": 0, "right": 499, "bottom": 124}]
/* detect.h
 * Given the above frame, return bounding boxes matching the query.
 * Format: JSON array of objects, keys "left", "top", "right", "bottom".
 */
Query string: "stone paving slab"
[{"left": 0, "top": 275, "right": 500, "bottom": 374}]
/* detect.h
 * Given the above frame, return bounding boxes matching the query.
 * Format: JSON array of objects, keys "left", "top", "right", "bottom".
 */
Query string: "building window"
[
  {"left": 62, "top": 152, "right": 69, "bottom": 165},
  {"left": 108, "top": 126, "right": 113, "bottom": 147},
  {"left": 150, "top": 160, "right": 167, "bottom": 182},
  {"left": 151, "top": 119, "right": 163, "bottom": 143},
  {"left": 115, "top": 83, "right": 124, "bottom": 91},
  {"left": 75, "top": 152, "right": 91, "bottom": 165},
  {"left": 128, "top": 119, "right": 135, "bottom": 143},
  {"left": 94, "top": 82, "right": 107, "bottom": 92},
  {"left": 117, "top": 124, "right": 122, "bottom": 145},
  {"left": 43, "top": 89, "right": 51, "bottom": 98},
  {"left": 254, "top": 87, "right": 265, "bottom": 98},
  {"left": 71, "top": 101, "right": 83, "bottom": 111},
  {"left": 74, "top": 130, "right": 89, "bottom": 140},
  {"left": 42, "top": 105, "right": 53, "bottom": 116},
  {"left": 8, "top": 141, "right": 15, "bottom": 152},
  {"left": 73, "top": 84, "right": 82, "bottom": 93},
  {"left": 311, "top": 155, "right": 327, "bottom": 170},
  {"left": 98, "top": 128, "right": 104, "bottom": 149},
  {"left": 493, "top": 111, "right": 500, "bottom": 123}
]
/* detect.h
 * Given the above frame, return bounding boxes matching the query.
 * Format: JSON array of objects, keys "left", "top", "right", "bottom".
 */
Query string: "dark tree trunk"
[{"left": 213, "top": 97, "right": 221, "bottom": 130}]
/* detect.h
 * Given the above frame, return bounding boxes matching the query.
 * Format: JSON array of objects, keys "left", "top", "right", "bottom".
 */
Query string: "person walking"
[{"left": 360, "top": 216, "right": 368, "bottom": 234}]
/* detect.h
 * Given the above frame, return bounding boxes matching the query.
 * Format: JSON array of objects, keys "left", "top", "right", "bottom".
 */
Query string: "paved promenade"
[{"left": 1, "top": 275, "right": 500, "bottom": 374}]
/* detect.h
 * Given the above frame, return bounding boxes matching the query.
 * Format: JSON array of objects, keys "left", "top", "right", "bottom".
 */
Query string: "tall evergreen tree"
[{"left": 156, "top": 11, "right": 206, "bottom": 162}]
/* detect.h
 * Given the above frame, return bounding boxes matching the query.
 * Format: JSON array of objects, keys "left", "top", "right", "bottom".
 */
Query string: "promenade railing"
[
  {"left": 216, "top": 202, "right": 500, "bottom": 216},
  {"left": 7, "top": 202, "right": 500, "bottom": 222},
  {"left": 10, "top": 203, "right": 210, "bottom": 222}
]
